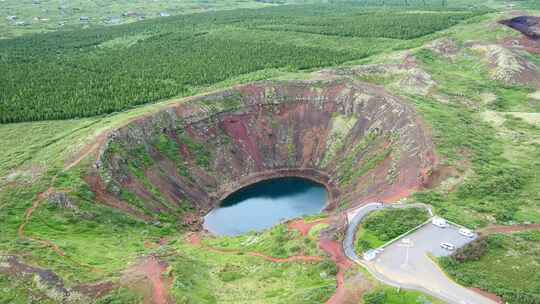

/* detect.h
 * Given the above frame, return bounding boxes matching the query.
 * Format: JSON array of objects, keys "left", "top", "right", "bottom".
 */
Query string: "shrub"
[
  {"left": 451, "top": 237, "right": 488, "bottom": 263},
  {"left": 363, "top": 290, "right": 387, "bottom": 304},
  {"left": 363, "top": 208, "right": 429, "bottom": 242},
  {"left": 319, "top": 259, "right": 338, "bottom": 276}
]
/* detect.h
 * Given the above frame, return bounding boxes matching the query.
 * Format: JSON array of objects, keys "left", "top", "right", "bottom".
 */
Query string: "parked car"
[
  {"left": 459, "top": 228, "right": 475, "bottom": 238},
  {"left": 440, "top": 242, "right": 455, "bottom": 251},
  {"left": 432, "top": 217, "right": 448, "bottom": 228}
]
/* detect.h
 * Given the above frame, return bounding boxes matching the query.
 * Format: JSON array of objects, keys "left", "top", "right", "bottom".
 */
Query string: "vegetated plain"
[
  {"left": 0, "top": 0, "right": 539, "bottom": 303},
  {"left": 440, "top": 231, "right": 540, "bottom": 303},
  {"left": 0, "top": 0, "right": 275, "bottom": 38},
  {"left": 0, "top": 3, "right": 488, "bottom": 123}
]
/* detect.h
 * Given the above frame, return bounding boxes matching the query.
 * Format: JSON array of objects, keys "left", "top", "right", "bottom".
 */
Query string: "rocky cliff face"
[{"left": 90, "top": 80, "right": 436, "bottom": 226}]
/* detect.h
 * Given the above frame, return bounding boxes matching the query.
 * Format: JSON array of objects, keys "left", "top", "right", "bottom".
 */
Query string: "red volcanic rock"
[{"left": 91, "top": 80, "right": 437, "bottom": 224}]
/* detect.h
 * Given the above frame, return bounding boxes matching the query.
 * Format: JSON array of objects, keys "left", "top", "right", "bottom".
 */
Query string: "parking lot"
[{"left": 366, "top": 223, "right": 497, "bottom": 304}]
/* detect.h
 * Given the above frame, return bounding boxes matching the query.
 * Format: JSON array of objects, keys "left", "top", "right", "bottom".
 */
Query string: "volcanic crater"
[{"left": 89, "top": 80, "right": 437, "bottom": 229}]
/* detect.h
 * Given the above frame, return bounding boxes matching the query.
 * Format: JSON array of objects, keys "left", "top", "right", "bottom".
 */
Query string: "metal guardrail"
[{"left": 378, "top": 217, "right": 434, "bottom": 250}]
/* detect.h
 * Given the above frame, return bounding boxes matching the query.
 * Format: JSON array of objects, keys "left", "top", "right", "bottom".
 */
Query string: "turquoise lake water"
[{"left": 203, "top": 177, "right": 327, "bottom": 236}]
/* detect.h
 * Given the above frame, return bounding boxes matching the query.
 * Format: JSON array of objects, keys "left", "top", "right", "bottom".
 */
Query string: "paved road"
[
  {"left": 343, "top": 203, "right": 498, "bottom": 304},
  {"left": 343, "top": 202, "right": 385, "bottom": 262}
]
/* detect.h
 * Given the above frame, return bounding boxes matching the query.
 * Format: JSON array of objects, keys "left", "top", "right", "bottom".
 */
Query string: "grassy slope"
[
  {"left": 166, "top": 235, "right": 338, "bottom": 304},
  {"left": 350, "top": 10, "right": 540, "bottom": 228},
  {"left": 410, "top": 25, "right": 540, "bottom": 228},
  {"left": 203, "top": 224, "right": 324, "bottom": 259},
  {"left": 440, "top": 231, "right": 540, "bottom": 303},
  {"left": 345, "top": 8, "right": 540, "bottom": 302},
  {"left": 370, "top": 10, "right": 539, "bottom": 302},
  {"left": 0, "top": 4, "right": 487, "bottom": 123}
]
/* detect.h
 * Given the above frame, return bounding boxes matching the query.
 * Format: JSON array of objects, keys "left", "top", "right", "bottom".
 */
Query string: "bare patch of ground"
[
  {"left": 426, "top": 156, "right": 473, "bottom": 193},
  {"left": 72, "top": 281, "right": 115, "bottom": 299},
  {"left": 64, "top": 132, "right": 108, "bottom": 171},
  {"left": 503, "top": 35, "right": 540, "bottom": 55},
  {"left": 425, "top": 37, "right": 460, "bottom": 59},
  {"left": 288, "top": 218, "right": 330, "bottom": 236},
  {"left": 328, "top": 53, "right": 436, "bottom": 96},
  {"left": 319, "top": 238, "right": 353, "bottom": 304},
  {"left": 185, "top": 232, "right": 324, "bottom": 264},
  {"left": 338, "top": 271, "right": 375, "bottom": 304},
  {"left": 471, "top": 43, "right": 538, "bottom": 86},
  {"left": 479, "top": 224, "right": 540, "bottom": 235},
  {"left": 122, "top": 255, "right": 173, "bottom": 304}
]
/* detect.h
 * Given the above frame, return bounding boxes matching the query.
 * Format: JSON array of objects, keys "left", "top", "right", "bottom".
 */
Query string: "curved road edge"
[{"left": 341, "top": 202, "right": 498, "bottom": 304}]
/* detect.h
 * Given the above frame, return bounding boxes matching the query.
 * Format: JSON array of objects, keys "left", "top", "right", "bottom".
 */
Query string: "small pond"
[{"left": 203, "top": 177, "right": 327, "bottom": 236}]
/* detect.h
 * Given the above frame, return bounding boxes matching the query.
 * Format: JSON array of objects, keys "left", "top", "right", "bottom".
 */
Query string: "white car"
[
  {"left": 432, "top": 217, "right": 448, "bottom": 228},
  {"left": 440, "top": 242, "right": 455, "bottom": 251},
  {"left": 459, "top": 228, "right": 475, "bottom": 238}
]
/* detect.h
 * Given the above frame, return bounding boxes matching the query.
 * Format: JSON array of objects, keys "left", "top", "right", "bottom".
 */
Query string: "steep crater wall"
[{"left": 90, "top": 80, "right": 436, "bottom": 227}]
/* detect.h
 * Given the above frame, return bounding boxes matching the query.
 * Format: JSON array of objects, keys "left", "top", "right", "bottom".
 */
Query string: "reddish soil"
[
  {"left": 518, "top": 36, "right": 540, "bottom": 54},
  {"left": 221, "top": 115, "right": 264, "bottom": 170},
  {"left": 185, "top": 232, "right": 202, "bottom": 245},
  {"left": 319, "top": 238, "right": 353, "bottom": 304},
  {"left": 479, "top": 224, "right": 540, "bottom": 235},
  {"left": 123, "top": 256, "right": 173, "bottom": 304},
  {"left": 288, "top": 218, "right": 330, "bottom": 236}
]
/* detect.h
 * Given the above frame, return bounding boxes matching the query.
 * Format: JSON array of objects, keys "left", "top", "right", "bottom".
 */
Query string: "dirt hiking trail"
[
  {"left": 123, "top": 255, "right": 173, "bottom": 304},
  {"left": 480, "top": 224, "right": 540, "bottom": 235}
]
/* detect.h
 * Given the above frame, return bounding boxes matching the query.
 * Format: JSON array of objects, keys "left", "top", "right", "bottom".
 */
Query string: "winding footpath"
[{"left": 187, "top": 219, "right": 354, "bottom": 304}]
